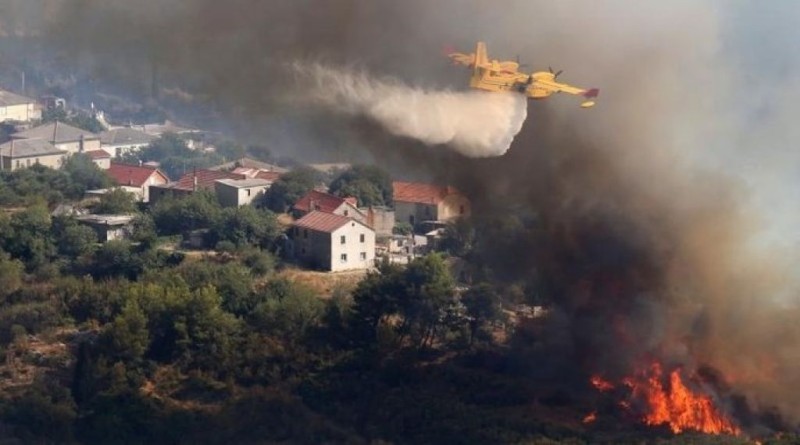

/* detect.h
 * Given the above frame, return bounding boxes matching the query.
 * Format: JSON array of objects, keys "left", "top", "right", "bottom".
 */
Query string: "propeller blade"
[
  {"left": 555, "top": 70, "right": 563, "bottom": 79},
  {"left": 548, "top": 66, "right": 553, "bottom": 74}
]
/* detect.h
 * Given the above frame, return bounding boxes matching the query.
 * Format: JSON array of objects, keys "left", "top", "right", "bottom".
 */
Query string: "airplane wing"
[
  {"left": 447, "top": 41, "right": 491, "bottom": 69},
  {"left": 530, "top": 75, "right": 599, "bottom": 107},
  {"left": 448, "top": 51, "right": 476, "bottom": 67}
]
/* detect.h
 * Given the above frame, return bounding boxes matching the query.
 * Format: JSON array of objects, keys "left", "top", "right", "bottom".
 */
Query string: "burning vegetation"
[{"left": 591, "top": 362, "right": 740, "bottom": 436}]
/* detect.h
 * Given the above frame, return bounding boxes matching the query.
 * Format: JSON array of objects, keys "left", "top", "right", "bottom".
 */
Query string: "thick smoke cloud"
[{"left": 29, "top": 0, "right": 800, "bottom": 429}]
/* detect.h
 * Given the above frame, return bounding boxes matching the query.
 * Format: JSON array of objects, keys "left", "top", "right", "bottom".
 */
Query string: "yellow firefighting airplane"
[{"left": 447, "top": 42, "right": 599, "bottom": 108}]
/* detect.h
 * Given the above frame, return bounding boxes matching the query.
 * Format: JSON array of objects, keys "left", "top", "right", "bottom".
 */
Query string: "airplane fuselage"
[
  {"left": 448, "top": 42, "right": 598, "bottom": 107},
  {"left": 470, "top": 66, "right": 560, "bottom": 100}
]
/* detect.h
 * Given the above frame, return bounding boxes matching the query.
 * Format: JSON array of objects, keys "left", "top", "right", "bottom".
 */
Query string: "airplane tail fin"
[{"left": 475, "top": 42, "right": 488, "bottom": 73}]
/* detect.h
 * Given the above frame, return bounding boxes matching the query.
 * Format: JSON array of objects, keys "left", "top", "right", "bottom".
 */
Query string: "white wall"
[
  {"left": 329, "top": 221, "right": 376, "bottom": 272},
  {"left": 0, "top": 103, "right": 40, "bottom": 123}
]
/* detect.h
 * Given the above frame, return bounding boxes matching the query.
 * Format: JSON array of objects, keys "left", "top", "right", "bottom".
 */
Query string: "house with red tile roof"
[
  {"left": 392, "top": 181, "right": 470, "bottom": 227},
  {"left": 105, "top": 162, "right": 170, "bottom": 202},
  {"left": 149, "top": 169, "right": 245, "bottom": 204},
  {"left": 292, "top": 189, "right": 365, "bottom": 223},
  {"left": 292, "top": 211, "right": 375, "bottom": 272}
]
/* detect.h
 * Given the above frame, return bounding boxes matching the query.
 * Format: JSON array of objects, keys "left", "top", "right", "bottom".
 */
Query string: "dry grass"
[{"left": 278, "top": 267, "right": 367, "bottom": 298}]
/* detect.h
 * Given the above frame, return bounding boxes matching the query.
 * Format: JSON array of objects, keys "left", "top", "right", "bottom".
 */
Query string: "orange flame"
[
  {"left": 583, "top": 411, "right": 597, "bottom": 423},
  {"left": 590, "top": 375, "right": 615, "bottom": 392},
  {"left": 626, "top": 362, "right": 740, "bottom": 435}
]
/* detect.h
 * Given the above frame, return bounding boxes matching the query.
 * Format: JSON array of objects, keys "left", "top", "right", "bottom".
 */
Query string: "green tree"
[
  {"left": 130, "top": 214, "right": 158, "bottom": 247},
  {"left": 250, "top": 279, "right": 324, "bottom": 343},
  {"left": 351, "top": 254, "right": 455, "bottom": 349},
  {"left": 399, "top": 253, "right": 456, "bottom": 348},
  {"left": 209, "top": 206, "right": 280, "bottom": 248},
  {"left": 258, "top": 166, "right": 321, "bottom": 213},
  {"left": 461, "top": 283, "right": 505, "bottom": 346},
  {"left": 120, "top": 133, "right": 224, "bottom": 179},
  {"left": 62, "top": 154, "right": 112, "bottom": 197},
  {"left": 53, "top": 217, "right": 97, "bottom": 258},
  {"left": 151, "top": 191, "right": 222, "bottom": 235},
  {"left": 0, "top": 203, "right": 55, "bottom": 269},
  {"left": 177, "top": 261, "right": 254, "bottom": 317},
  {"left": 440, "top": 218, "right": 476, "bottom": 257},
  {"left": 103, "top": 301, "right": 150, "bottom": 362},
  {"left": 351, "top": 261, "right": 404, "bottom": 346},
  {"left": 0, "top": 251, "right": 24, "bottom": 300},
  {"left": 2, "top": 379, "right": 77, "bottom": 443},
  {"left": 328, "top": 164, "right": 393, "bottom": 207},
  {"left": 84, "top": 241, "right": 142, "bottom": 280},
  {"left": 393, "top": 222, "right": 413, "bottom": 236},
  {"left": 93, "top": 188, "right": 137, "bottom": 214}
]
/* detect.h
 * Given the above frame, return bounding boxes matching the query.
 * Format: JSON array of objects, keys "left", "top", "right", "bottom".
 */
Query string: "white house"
[
  {"left": 105, "top": 162, "right": 170, "bottom": 203},
  {"left": 214, "top": 178, "right": 272, "bottom": 207},
  {"left": 393, "top": 181, "right": 471, "bottom": 228},
  {"left": 292, "top": 211, "right": 376, "bottom": 272},
  {"left": 14, "top": 121, "right": 101, "bottom": 155},
  {"left": 98, "top": 127, "right": 156, "bottom": 158},
  {"left": 84, "top": 149, "right": 111, "bottom": 169},
  {"left": 0, "top": 90, "right": 40, "bottom": 123},
  {"left": 0, "top": 138, "right": 67, "bottom": 171}
]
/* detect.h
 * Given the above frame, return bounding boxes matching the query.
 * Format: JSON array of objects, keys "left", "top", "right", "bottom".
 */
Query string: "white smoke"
[{"left": 295, "top": 63, "right": 528, "bottom": 157}]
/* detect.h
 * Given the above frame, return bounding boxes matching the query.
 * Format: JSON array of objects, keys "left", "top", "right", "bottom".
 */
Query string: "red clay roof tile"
[
  {"left": 293, "top": 211, "right": 361, "bottom": 233},
  {"left": 392, "top": 181, "right": 461, "bottom": 205},
  {"left": 293, "top": 190, "right": 349, "bottom": 213},
  {"left": 107, "top": 162, "right": 169, "bottom": 187},
  {"left": 171, "top": 169, "right": 246, "bottom": 191}
]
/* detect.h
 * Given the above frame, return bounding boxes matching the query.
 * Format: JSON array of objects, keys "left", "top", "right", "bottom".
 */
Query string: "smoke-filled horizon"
[{"left": 9, "top": 0, "right": 800, "bottom": 431}]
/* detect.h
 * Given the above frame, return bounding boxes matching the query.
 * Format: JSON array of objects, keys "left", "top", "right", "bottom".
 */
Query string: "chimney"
[
  {"left": 79, "top": 134, "right": 85, "bottom": 153},
  {"left": 52, "top": 120, "right": 59, "bottom": 144},
  {"left": 138, "top": 159, "right": 143, "bottom": 167},
  {"left": 308, "top": 199, "right": 315, "bottom": 212},
  {"left": 128, "top": 169, "right": 133, "bottom": 186},
  {"left": 193, "top": 168, "right": 198, "bottom": 192}
]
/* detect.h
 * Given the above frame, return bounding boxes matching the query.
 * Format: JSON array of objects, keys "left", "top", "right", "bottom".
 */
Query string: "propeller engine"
[{"left": 548, "top": 66, "right": 563, "bottom": 79}]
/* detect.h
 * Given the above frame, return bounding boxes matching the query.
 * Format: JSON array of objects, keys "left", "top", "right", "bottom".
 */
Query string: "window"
[
  {"left": 360, "top": 233, "right": 365, "bottom": 243},
  {"left": 35, "top": 158, "right": 39, "bottom": 164},
  {"left": 459, "top": 205, "right": 465, "bottom": 215},
  {"left": 360, "top": 252, "right": 367, "bottom": 260},
  {"left": 246, "top": 189, "right": 251, "bottom": 197},
  {"left": 26, "top": 159, "right": 31, "bottom": 167},
  {"left": 340, "top": 235, "right": 346, "bottom": 244},
  {"left": 344, "top": 209, "right": 349, "bottom": 216},
  {"left": 340, "top": 253, "right": 347, "bottom": 262}
]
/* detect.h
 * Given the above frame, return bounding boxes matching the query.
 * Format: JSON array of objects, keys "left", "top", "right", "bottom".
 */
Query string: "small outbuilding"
[
  {"left": 214, "top": 178, "right": 272, "bottom": 207},
  {"left": 76, "top": 214, "right": 136, "bottom": 242}
]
